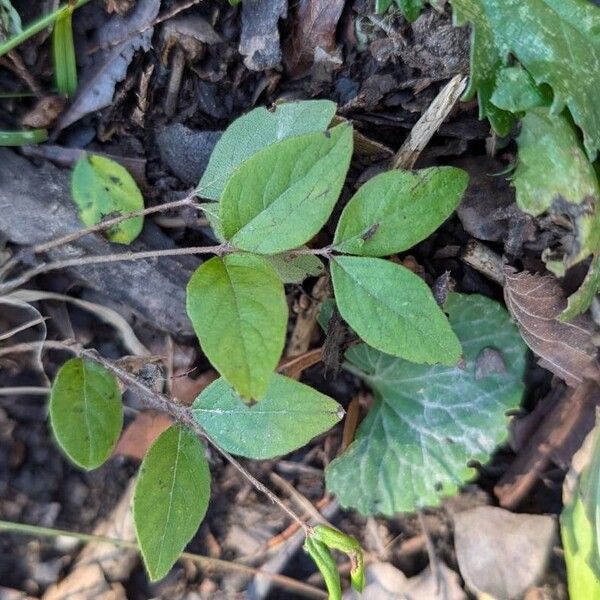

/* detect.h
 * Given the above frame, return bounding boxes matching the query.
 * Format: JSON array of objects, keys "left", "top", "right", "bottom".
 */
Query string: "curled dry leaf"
[
  {"left": 503, "top": 269, "right": 600, "bottom": 387},
  {"left": 284, "top": 0, "right": 345, "bottom": 77}
]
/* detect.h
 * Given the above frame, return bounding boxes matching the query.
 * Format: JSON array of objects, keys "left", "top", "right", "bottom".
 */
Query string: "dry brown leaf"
[
  {"left": 171, "top": 370, "right": 218, "bottom": 406},
  {"left": 504, "top": 269, "right": 599, "bottom": 387},
  {"left": 113, "top": 411, "right": 172, "bottom": 460},
  {"left": 284, "top": 0, "right": 345, "bottom": 77}
]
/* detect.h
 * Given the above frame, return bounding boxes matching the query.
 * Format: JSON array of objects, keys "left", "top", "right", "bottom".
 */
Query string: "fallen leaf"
[
  {"left": 21, "top": 96, "right": 66, "bottom": 129},
  {"left": 284, "top": 0, "right": 345, "bottom": 77},
  {"left": 171, "top": 370, "right": 218, "bottom": 406},
  {"left": 113, "top": 411, "right": 172, "bottom": 461},
  {"left": 239, "top": 0, "right": 287, "bottom": 71},
  {"left": 56, "top": 0, "right": 161, "bottom": 131},
  {"left": 454, "top": 506, "right": 556, "bottom": 600},
  {"left": 504, "top": 269, "right": 600, "bottom": 387}
]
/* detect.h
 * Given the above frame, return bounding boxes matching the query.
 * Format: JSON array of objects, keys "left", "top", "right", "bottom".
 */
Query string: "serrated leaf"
[
  {"left": 330, "top": 255, "right": 461, "bottom": 365},
  {"left": 71, "top": 154, "right": 144, "bottom": 244},
  {"left": 198, "top": 100, "right": 337, "bottom": 200},
  {"left": 325, "top": 293, "right": 527, "bottom": 515},
  {"left": 186, "top": 253, "right": 287, "bottom": 400},
  {"left": 192, "top": 374, "right": 343, "bottom": 459},
  {"left": 452, "top": 0, "right": 600, "bottom": 158},
  {"left": 220, "top": 123, "right": 353, "bottom": 254},
  {"left": 267, "top": 251, "right": 324, "bottom": 284},
  {"left": 513, "top": 107, "right": 600, "bottom": 278},
  {"left": 49, "top": 358, "right": 123, "bottom": 470},
  {"left": 133, "top": 426, "right": 210, "bottom": 582},
  {"left": 333, "top": 167, "right": 468, "bottom": 256},
  {"left": 53, "top": 9, "right": 77, "bottom": 97}
]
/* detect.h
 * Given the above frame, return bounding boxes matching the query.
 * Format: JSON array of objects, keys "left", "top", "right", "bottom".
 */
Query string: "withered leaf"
[
  {"left": 284, "top": 0, "right": 345, "bottom": 77},
  {"left": 504, "top": 269, "right": 599, "bottom": 387}
]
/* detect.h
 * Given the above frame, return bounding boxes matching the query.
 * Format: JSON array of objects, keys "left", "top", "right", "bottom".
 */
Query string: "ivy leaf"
[
  {"left": 325, "top": 293, "right": 527, "bottom": 515},
  {"left": 49, "top": 358, "right": 123, "bottom": 470},
  {"left": 220, "top": 123, "right": 353, "bottom": 254},
  {"left": 333, "top": 167, "right": 468, "bottom": 256},
  {"left": 266, "top": 251, "right": 324, "bottom": 284},
  {"left": 490, "top": 65, "right": 547, "bottom": 113},
  {"left": 513, "top": 107, "right": 600, "bottom": 280},
  {"left": 133, "top": 426, "right": 210, "bottom": 582},
  {"left": 71, "top": 154, "right": 144, "bottom": 244},
  {"left": 186, "top": 253, "right": 287, "bottom": 401},
  {"left": 452, "top": 0, "right": 600, "bottom": 158},
  {"left": 198, "top": 100, "right": 337, "bottom": 200},
  {"left": 192, "top": 374, "right": 344, "bottom": 459},
  {"left": 330, "top": 256, "right": 461, "bottom": 365}
]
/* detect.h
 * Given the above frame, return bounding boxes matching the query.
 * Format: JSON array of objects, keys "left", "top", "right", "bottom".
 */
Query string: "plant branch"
[
  {"left": 0, "top": 243, "right": 229, "bottom": 295},
  {"left": 0, "top": 195, "right": 198, "bottom": 280},
  {"left": 8, "top": 340, "right": 309, "bottom": 533},
  {"left": 0, "top": 520, "right": 326, "bottom": 599}
]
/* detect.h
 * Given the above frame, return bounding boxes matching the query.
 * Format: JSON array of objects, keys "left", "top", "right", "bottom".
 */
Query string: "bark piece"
[{"left": 0, "top": 150, "right": 197, "bottom": 336}]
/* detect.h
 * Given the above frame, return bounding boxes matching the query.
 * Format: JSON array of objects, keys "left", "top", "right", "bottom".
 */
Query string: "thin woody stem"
[
  {"left": 2, "top": 339, "right": 309, "bottom": 533},
  {"left": 0, "top": 195, "right": 198, "bottom": 280}
]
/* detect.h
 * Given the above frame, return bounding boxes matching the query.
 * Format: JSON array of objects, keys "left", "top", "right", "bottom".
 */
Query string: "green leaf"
[
  {"left": 192, "top": 374, "right": 343, "bottom": 459},
  {"left": 266, "top": 251, "right": 324, "bottom": 284},
  {"left": 52, "top": 8, "right": 77, "bottom": 97},
  {"left": 186, "top": 253, "right": 287, "bottom": 400},
  {"left": 333, "top": 167, "right": 468, "bottom": 256},
  {"left": 562, "top": 253, "right": 600, "bottom": 321},
  {"left": 0, "top": 0, "right": 22, "bottom": 38},
  {"left": 198, "top": 202, "right": 225, "bottom": 242},
  {"left": 220, "top": 123, "right": 353, "bottom": 254},
  {"left": 562, "top": 494, "right": 600, "bottom": 600},
  {"left": 513, "top": 107, "right": 600, "bottom": 279},
  {"left": 198, "top": 100, "right": 337, "bottom": 200},
  {"left": 490, "top": 65, "right": 547, "bottom": 113},
  {"left": 133, "top": 426, "right": 210, "bottom": 582},
  {"left": 330, "top": 255, "right": 461, "bottom": 365},
  {"left": 71, "top": 154, "right": 145, "bottom": 244},
  {"left": 0, "top": 128, "right": 47, "bottom": 146},
  {"left": 452, "top": 0, "right": 600, "bottom": 158},
  {"left": 394, "top": 0, "right": 425, "bottom": 21},
  {"left": 326, "top": 293, "right": 527, "bottom": 515},
  {"left": 49, "top": 357, "right": 123, "bottom": 470}
]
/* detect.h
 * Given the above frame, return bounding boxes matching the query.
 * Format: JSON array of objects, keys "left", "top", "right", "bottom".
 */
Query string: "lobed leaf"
[
  {"left": 512, "top": 107, "right": 600, "bottom": 279},
  {"left": 186, "top": 253, "right": 287, "bottom": 401},
  {"left": 133, "top": 426, "right": 210, "bottom": 582},
  {"left": 330, "top": 255, "right": 461, "bottom": 365},
  {"left": 198, "top": 100, "right": 337, "bottom": 200},
  {"left": 325, "top": 293, "right": 527, "bottom": 515},
  {"left": 453, "top": 0, "right": 600, "bottom": 159},
  {"left": 220, "top": 123, "right": 353, "bottom": 254},
  {"left": 333, "top": 167, "right": 468, "bottom": 256},
  {"left": 192, "top": 374, "right": 343, "bottom": 459},
  {"left": 49, "top": 358, "right": 123, "bottom": 470},
  {"left": 71, "top": 154, "right": 144, "bottom": 244}
]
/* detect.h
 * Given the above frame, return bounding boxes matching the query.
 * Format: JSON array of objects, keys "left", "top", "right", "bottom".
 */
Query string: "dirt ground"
[{"left": 0, "top": 0, "right": 588, "bottom": 598}]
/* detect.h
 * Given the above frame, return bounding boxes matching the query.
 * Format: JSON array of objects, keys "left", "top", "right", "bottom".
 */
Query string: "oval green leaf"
[
  {"left": 49, "top": 357, "right": 123, "bottom": 470},
  {"left": 266, "top": 251, "right": 324, "bottom": 284},
  {"left": 197, "top": 100, "right": 337, "bottom": 200},
  {"left": 330, "top": 255, "right": 461, "bottom": 365},
  {"left": 133, "top": 426, "right": 210, "bottom": 582},
  {"left": 333, "top": 167, "right": 468, "bottom": 256},
  {"left": 186, "top": 253, "right": 287, "bottom": 400},
  {"left": 192, "top": 374, "right": 344, "bottom": 459},
  {"left": 220, "top": 123, "right": 353, "bottom": 254},
  {"left": 326, "top": 293, "right": 527, "bottom": 515},
  {"left": 71, "top": 154, "right": 144, "bottom": 244}
]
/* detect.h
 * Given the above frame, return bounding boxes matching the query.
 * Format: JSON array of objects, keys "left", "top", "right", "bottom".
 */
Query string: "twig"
[
  {"left": 0, "top": 386, "right": 50, "bottom": 396},
  {"left": 3, "top": 340, "right": 309, "bottom": 533},
  {"left": 0, "top": 243, "right": 228, "bottom": 294},
  {"left": 460, "top": 239, "right": 505, "bottom": 284},
  {"left": 0, "top": 195, "right": 197, "bottom": 280},
  {"left": 0, "top": 520, "right": 326, "bottom": 599},
  {"left": 392, "top": 74, "right": 467, "bottom": 170}
]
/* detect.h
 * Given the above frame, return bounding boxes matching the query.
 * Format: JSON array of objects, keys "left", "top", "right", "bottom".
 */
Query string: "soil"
[{"left": 0, "top": 1, "right": 581, "bottom": 598}]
